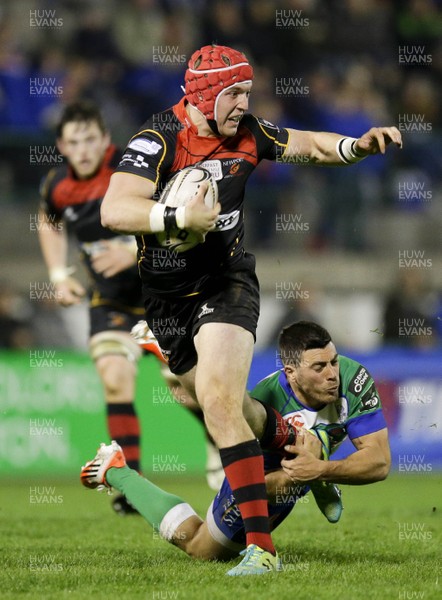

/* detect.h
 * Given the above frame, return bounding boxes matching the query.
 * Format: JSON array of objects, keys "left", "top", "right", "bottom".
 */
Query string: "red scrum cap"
[{"left": 184, "top": 45, "right": 253, "bottom": 125}]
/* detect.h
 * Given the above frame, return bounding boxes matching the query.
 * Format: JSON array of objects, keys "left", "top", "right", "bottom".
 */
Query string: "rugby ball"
[{"left": 156, "top": 166, "right": 218, "bottom": 253}]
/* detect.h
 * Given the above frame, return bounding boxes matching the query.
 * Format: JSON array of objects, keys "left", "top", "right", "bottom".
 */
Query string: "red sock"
[
  {"left": 220, "top": 439, "right": 275, "bottom": 555},
  {"left": 107, "top": 402, "right": 141, "bottom": 472}
]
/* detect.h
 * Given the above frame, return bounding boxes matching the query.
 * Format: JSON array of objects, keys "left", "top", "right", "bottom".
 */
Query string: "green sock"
[{"left": 106, "top": 466, "right": 185, "bottom": 531}]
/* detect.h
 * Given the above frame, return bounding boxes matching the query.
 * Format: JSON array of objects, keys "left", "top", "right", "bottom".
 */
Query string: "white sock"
[{"left": 159, "top": 502, "right": 197, "bottom": 541}]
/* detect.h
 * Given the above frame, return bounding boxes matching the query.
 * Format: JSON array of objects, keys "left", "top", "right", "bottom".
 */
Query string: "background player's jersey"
[
  {"left": 41, "top": 144, "right": 121, "bottom": 244},
  {"left": 251, "top": 355, "right": 387, "bottom": 458},
  {"left": 115, "top": 98, "right": 289, "bottom": 298},
  {"left": 40, "top": 144, "right": 142, "bottom": 307}
]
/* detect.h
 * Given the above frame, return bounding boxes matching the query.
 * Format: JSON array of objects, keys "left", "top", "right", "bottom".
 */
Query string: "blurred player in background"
[
  {"left": 101, "top": 44, "right": 401, "bottom": 573},
  {"left": 38, "top": 102, "right": 223, "bottom": 514},
  {"left": 81, "top": 320, "right": 390, "bottom": 571}
]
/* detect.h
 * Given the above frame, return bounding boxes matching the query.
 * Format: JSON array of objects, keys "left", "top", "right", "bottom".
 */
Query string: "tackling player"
[
  {"left": 100, "top": 44, "right": 401, "bottom": 573},
  {"left": 38, "top": 102, "right": 223, "bottom": 514},
  {"left": 81, "top": 321, "right": 390, "bottom": 573}
]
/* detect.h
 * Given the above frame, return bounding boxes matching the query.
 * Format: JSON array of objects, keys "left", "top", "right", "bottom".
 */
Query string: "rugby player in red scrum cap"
[
  {"left": 38, "top": 101, "right": 225, "bottom": 515},
  {"left": 101, "top": 45, "right": 402, "bottom": 575}
]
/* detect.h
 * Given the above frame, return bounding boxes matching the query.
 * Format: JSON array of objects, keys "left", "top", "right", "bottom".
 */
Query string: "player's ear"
[{"left": 284, "top": 364, "right": 295, "bottom": 378}]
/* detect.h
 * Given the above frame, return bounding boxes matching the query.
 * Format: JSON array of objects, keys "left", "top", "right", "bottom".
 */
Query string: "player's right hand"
[
  {"left": 184, "top": 182, "right": 221, "bottom": 241},
  {"left": 55, "top": 276, "right": 86, "bottom": 306}
]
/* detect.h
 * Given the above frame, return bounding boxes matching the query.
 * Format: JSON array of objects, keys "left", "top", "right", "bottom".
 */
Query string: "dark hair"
[
  {"left": 278, "top": 321, "right": 332, "bottom": 366},
  {"left": 56, "top": 101, "right": 107, "bottom": 138}
]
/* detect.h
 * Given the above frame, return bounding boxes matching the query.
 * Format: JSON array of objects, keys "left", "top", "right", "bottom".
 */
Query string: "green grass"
[{"left": 1, "top": 475, "right": 440, "bottom": 600}]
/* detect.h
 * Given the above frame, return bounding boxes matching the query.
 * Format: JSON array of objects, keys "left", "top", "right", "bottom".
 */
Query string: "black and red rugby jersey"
[
  {"left": 116, "top": 98, "right": 290, "bottom": 298},
  {"left": 40, "top": 144, "right": 142, "bottom": 299},
  {"left": 40, "top": 144, "right": 121, "bottom": 243}
]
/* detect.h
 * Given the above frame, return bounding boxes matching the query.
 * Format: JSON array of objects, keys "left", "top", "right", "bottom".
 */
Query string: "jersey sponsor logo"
[
  {"left": 257, "top": 117, "right": 279, "bottom": 130},
  {"left": 120, "top": 152, "right": 149, "bottom": 169},
  {"left": 133, "top": 155, "right": 149, "bottom": 168},
  {"left": 285, "top": 413, "right": 306, "bottom": 430},
  {"left": 360, "top": 394, "right": 379, "bottom": 412},
  {"left": 214, "top": 210, "right": 240, "bottom": 231},
  {"left": 199, "top": 159, "right": 223, "bottom": 181},
  {"left": 359, "top": 383, "right": 380, "bottom": 412},
  {"left": 223, "top": 159, "right": 244, "bottom": 179},
  {"left": 197, "top": 303, "right": 215, "bottom": 319},
  {"left": 224, "top": 159, "right": 243, "bottom": 166},
  {"left": 349, "top": 366, "right": 370, "bottom": 395},
  {"left": 221, "top": 501, "right": 241, "bottom": 527},
  {"left": 128, "top": 138, "right": 162, "bottom": 155}
]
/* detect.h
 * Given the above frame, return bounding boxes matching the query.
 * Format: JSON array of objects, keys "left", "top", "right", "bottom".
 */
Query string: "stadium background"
[{"left": 0, "top": 0, "right": 441, "bottom": 481}]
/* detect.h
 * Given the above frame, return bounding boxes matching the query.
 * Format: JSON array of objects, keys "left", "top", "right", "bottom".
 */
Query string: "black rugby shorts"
[
  {"left": 89, "top": 303, "right": 145, "bottom": 337},
  {"left": 143, "top": 253, "right": 260, "bottom": 375}
]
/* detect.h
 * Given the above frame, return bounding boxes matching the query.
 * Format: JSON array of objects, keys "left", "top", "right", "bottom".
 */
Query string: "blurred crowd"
[
  {"left": 0, "top": 0, "right": 440, "bottom": 351},
  {"left": 1, "top": 1, "right": 441, "bottom": 132},
  {"left": 0, "top": 0, "right": 441, "bottom": 250}
]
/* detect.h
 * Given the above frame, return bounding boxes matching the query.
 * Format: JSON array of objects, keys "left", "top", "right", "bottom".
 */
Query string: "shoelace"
[{"left": 239, "top": 546, "right": 264, "bottom": 565}]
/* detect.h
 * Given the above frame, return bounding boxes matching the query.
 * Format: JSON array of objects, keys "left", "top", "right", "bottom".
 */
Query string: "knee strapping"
[{"left": 90, "top": 332, "right": 142, "bottom": 363}]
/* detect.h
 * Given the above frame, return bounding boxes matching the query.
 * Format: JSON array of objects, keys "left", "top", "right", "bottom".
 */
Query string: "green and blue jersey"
[{"left": 251, "top": 355, "right": 387, "bottom": 457}]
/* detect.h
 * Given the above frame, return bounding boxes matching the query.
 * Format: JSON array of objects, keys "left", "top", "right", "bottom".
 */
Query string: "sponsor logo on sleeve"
[
  {"left": 120, "top": 153, "right": 149, "bottom": 169},
  {"left": 214, "top": 210, "right": 240, "bottom": 231},
  {"left": 359, "top": 382, "right": 380, "bottom": 412},
  {"left": 349, "top": 366, "right": 370, "bottom": 395},
  {"left": 197, "top": 303, "right": 215, "bottom": 319},
  {"left": 257, "top": 117, "right": 279, "bottom": 130},
  {"left": 127, "top": 138, "right": 162, "bottom": 155}
]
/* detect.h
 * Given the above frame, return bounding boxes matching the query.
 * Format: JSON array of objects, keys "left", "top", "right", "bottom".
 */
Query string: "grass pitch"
[{"left": 1, "top": 474, "right": 440, "bottom": 600}]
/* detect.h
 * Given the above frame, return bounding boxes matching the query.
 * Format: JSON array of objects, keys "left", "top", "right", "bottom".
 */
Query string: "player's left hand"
[
  {"left": 355, "top": 126, "right": 403, "bottom": 155},
  {"left": 91, "top": 241, "right": 137, "bottom": 277},
  {"left": 293, "top": 427, "right": 323, "bottom": 459},
  {"left": 281, "top": 443, "right": 325, "bottom": 483}
]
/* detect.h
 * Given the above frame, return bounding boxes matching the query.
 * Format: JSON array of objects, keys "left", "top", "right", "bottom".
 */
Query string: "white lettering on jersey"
[
  {"left": 352, "top": 368, "right": 369, "bottom": 394},
  {"left": 214, "top": 210, "right": 240, "bottom": 231},
  {"left": 133, "top": 155, "right": 149, "bottom": 168},
  {"left": 120, "top": 153, "right": 149, "bottom": 169},
  {"left": 128, "top": 138, "right": 162, "bottom": 155},
  {"left": 199, "top": 159, "right": 223, "bottom": 181}
]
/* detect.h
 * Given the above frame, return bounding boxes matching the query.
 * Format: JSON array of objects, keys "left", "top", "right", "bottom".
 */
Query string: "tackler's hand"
[{"left": 281, "top": 434, "right": 326, "bottom": 483}]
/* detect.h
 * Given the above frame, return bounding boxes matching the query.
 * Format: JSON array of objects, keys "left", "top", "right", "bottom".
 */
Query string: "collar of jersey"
[{"left": 174, "top": 97, "right": 199, "bottom": 135}]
